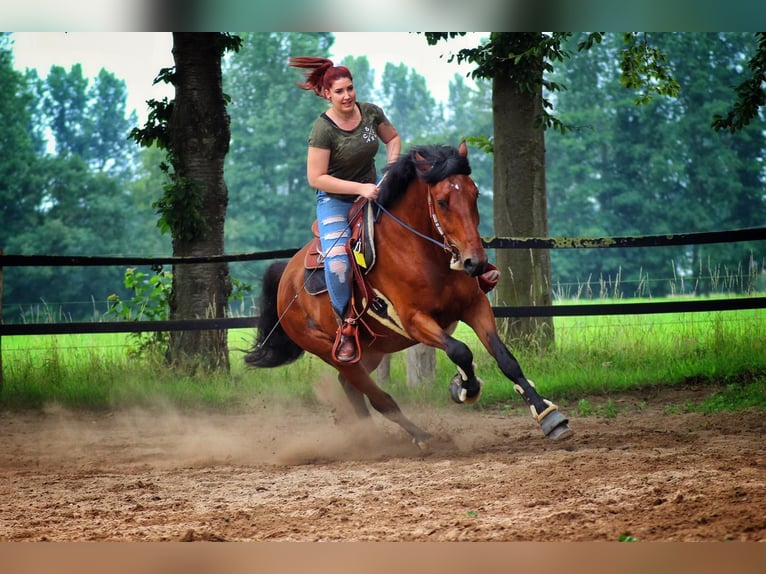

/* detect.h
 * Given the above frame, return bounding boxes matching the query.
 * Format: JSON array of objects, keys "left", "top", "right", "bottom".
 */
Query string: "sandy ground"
[{"left": 1, "top": 383, "right": 764, "bottom": 542}]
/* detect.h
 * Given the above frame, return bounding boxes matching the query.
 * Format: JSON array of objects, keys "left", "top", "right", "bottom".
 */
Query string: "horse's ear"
[
  {"left": 458, "top": 140, "right": 468, "bottom": 157},
  {"left": 414, "top": 151, "right": 431, "bottom": 173}
]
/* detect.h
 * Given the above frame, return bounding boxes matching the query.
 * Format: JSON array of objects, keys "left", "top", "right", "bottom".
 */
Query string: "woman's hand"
[{"left": 357, "top": 183, "right": 379, "bottom": 201}]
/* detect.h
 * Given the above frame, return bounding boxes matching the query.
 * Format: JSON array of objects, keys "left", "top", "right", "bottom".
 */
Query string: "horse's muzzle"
[{"left": 462, "top": 254, "right": 488, "bottom": 277}]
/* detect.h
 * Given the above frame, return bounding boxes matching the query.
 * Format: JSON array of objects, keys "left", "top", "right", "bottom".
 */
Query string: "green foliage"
[
  {"left": 2, "top": 37, "right": 150, "bottom": 320},
  {"left": 379, "top": 62, "right": 440, "bottom": 145},
  {"left": 224, "top": 32, "right": 333, "bottom": 257},
  {"left": 105, "top": 267, "right": 172, "bottom": 357},
  {"left": 104, "top": 266, "right": 253, "bottom": 358},
  {"left": 5, "top": 30, "right": 766, "bottom": 329},
  {"left": 44, "top": 63, "right": 137, "bottom": 171},
  {"left": 0, "top": 37, "right": 46, "bottom": 246},
  {"left": 428, "top": 32, "right": 571, "bottom": 134},
  {"left": 619, "top": 33, "right": 681, "bottom": 104},
  {"left": 546, "top": 33, "right": 766, "bottom": 299},
  {"left": 712, "top": 32, "right": 766, "bottom": 132},
  {"left": 465, "top": 134, "right": 493, "bottom": 154},
  {"left": 152, "top": 173, "right": 209, "bottom": 240}
]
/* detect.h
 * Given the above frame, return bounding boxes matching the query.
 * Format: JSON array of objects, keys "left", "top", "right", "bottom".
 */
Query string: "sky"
[{"left": 9, "top": 32, "right": 485, "bottom": 123}]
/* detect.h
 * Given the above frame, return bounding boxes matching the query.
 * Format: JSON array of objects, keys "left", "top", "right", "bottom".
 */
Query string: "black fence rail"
[{"left": 1, "top": 226, "right": 765, "bottom": 337}]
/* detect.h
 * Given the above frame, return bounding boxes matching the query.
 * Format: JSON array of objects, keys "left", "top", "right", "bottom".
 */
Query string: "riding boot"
[{"left": 332, "top": 313, "right": 359, "bottom": 363}]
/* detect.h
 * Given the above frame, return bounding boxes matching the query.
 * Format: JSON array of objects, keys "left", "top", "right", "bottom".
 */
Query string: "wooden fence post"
[{"left": 406, "top": 344, "right": 435, "bottom": 388}]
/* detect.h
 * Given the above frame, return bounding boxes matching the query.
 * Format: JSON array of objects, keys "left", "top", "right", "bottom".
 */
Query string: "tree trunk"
[
  {"left": 492, "top": 53, "right": 554, "bottom": 348},
  {"left": 167, "top": 33, "right": 231, "bottom": 371}
]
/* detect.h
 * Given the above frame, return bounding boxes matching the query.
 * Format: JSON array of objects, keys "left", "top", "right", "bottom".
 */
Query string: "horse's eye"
[{"left": 437, "top": 199, "right": 448, "bottom": 210}]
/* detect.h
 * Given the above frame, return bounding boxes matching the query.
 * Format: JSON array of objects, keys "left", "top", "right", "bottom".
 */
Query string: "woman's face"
[{"left": 325, "top": 77, "right": 356, "bottom": 114}]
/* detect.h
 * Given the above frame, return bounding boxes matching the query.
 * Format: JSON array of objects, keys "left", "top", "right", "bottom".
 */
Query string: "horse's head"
[{"left": 413, "top": 142, "right": 488, "bottom": 277}]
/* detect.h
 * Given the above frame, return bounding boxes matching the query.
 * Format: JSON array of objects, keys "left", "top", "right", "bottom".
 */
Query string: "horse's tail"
[{"left": 244, "top": 260, "right": 304, "bottom": 368}]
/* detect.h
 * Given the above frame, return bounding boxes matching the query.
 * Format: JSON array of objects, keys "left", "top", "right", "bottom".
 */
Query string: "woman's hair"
[{"left": 288, "top": 56, "right": 353, "bottom": 97}]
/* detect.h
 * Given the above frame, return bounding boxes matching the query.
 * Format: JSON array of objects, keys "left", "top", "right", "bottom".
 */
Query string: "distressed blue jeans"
[{"left": 316, "top": 191, "right": 354, "bottom": 318}]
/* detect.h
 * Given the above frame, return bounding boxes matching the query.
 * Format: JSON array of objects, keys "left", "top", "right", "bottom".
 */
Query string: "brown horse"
[{"left": 246, "top": 142, "right": 572, "bottom": 447}]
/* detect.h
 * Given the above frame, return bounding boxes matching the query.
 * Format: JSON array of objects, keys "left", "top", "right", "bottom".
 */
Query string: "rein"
[{"left": 372, "top": 201, "right": 444, "bottom": 248}]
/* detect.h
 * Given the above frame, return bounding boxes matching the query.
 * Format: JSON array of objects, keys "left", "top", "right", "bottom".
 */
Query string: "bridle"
[{"left": 425, "top": 184, "right": 464, "bottom": 270}]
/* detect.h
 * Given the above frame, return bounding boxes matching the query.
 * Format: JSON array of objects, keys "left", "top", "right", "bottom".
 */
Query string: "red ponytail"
[{"left": 289, "top": 56, "right": 353, "bottom": 97}]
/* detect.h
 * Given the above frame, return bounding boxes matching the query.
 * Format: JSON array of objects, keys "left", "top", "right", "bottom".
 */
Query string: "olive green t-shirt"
[{"left": 308, "top": 102, "right": 391, "bottom": 187}]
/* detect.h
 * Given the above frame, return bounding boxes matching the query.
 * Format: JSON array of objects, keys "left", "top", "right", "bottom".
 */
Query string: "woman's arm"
[{"left": 378, "top": 122, "right": 401, "bottom": 164}]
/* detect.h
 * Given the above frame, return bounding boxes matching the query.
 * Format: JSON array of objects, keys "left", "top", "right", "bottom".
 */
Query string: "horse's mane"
[{"left": 377, "top": 144, "right": 472, "bottom": 208}]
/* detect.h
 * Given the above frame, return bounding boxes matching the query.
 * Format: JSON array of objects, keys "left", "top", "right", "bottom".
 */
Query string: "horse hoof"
[
  {"left": 449, "top": 373, "right": 482, "bottom": 404},
  {"left": 411, "top": 434, "right": 432, "bottom": 451},
  {"left": 540, "top": 410, "right": 574, "bottom": 441}
]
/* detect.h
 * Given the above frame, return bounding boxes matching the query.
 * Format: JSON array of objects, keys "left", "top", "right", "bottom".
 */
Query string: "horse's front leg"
[
  {"left": 487, "top": 331, "right": 573, "bottom": 440},
  {"left": 407, "top": 312, "right": 484, "bottom": 404},
  {"left": 464, "top": 305, "right": 574, "bottom": 441},
  {"left": 444, "top": 336, "right": 484, "bottom": 404}
]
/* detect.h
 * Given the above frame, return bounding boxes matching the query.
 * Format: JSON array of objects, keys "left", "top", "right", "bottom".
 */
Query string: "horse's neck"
[{"left": 380, "top": 181, "right": 443, "bottom": 256}]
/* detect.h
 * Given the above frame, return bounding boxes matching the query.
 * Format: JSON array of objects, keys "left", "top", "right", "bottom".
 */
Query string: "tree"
[
  {"left": 132, "top": 32, "right": 242, "bottom": 371},
  {"left": 2, "top": 35, "right": 140, "bottom": 320},
  {"left": 45, "top": 64, "right": 136, "bottom": 176},
  {"left": 426, "top": 32, "right": 558, "bottom": 347},
  {"left": 10, "top": 155, "right": 132, "bottom": 314},
  {"left": 0, "top": 36, "right": 134, "bottom": 319},
  {"left": 444, "top": 73, "right": 494, "bottom": 237},
  {"left": 167, "top": 32, "right": 240, "bottom": 370},
  {"left": 424, "top": 32, "right": 765, "bottom": 340},
  {"left": 0, "top": 34, "right": 44, "bottom": 249},
  {"left": 546, "top": 33, "right": 765, "bottom": 297},
  {"left": 45, "top": 63, "right": 89, "bottom": 157},
  {"left": 87, "top": 68, "right": 138, "bottom": 176},
  {"left": 379, "top": 62, "right": 440, "bottom": 146}
]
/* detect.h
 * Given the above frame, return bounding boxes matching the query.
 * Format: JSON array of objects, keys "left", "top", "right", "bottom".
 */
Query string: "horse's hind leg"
[
  {"left": 337, "top": 374, "right": 371, "bottom": 421},
  {"left": 337, "top": 367, "right": 431, "bottom": 449}
]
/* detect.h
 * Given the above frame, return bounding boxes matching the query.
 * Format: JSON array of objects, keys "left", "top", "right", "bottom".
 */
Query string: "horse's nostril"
[
  {"left": 463, "top": 258, "right": 487, "bottom": 277},
  {"left": 464, "top": 259, "right": 480, "bottom": 277}
]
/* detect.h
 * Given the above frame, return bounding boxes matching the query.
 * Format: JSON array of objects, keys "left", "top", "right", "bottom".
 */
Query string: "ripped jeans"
[{"left": 316, "top": 191, "right": 355, "bottom": 318}]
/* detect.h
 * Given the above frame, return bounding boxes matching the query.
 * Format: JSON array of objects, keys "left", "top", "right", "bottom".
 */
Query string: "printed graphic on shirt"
[{"left": 362, "top": 125, "right": 377, "bottom": 143}]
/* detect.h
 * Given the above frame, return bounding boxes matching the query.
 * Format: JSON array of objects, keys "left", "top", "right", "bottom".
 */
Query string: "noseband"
[{"left": 426, "top": 185, "right": 464, "bottom": 271}]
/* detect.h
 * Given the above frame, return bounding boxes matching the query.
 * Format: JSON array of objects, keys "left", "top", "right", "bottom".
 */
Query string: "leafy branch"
[{"left": 712, "top": 31, "right": 766, "bottom": 133}]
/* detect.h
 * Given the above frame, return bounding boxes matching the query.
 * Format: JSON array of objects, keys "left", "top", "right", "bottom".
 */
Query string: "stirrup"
[{"left": 332, "top": 319, "right": 361, "bottom": 364}]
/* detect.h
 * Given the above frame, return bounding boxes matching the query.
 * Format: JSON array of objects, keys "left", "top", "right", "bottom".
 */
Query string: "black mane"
[{"left": 377, "top": 144, "right": 472, "bottom": 208}]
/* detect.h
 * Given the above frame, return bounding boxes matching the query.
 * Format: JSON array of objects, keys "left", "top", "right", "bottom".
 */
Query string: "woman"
[{"left": 289, "top": 56, "right": 401, "bottom": 363}]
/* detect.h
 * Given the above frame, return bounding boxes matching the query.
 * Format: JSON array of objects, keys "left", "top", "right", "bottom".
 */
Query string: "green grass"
[{"left": 1, "top": 302, "right": 765, "bottom": 414}]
